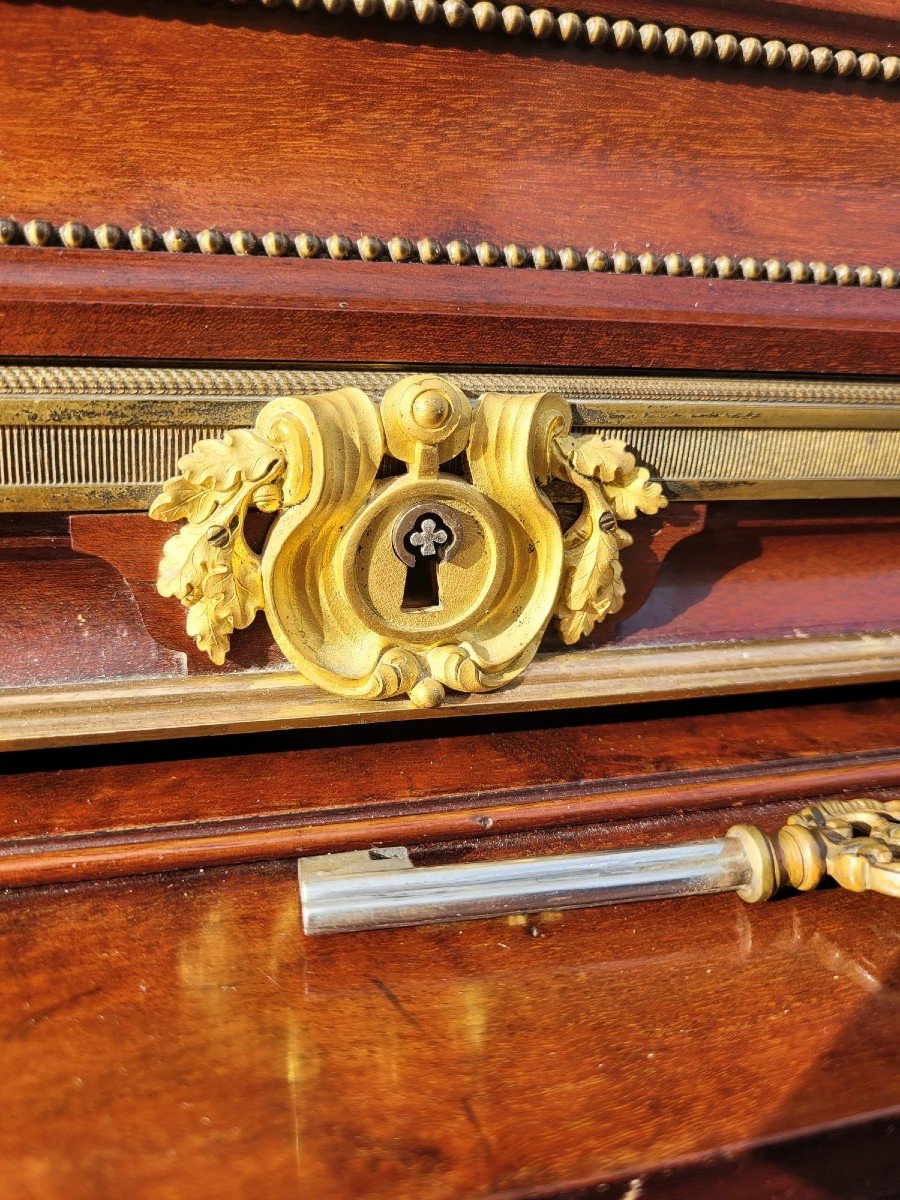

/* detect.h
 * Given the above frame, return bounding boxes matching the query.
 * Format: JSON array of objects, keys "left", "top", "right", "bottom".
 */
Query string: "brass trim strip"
[
  {"left": 1, "top": 218, "right": 897, "bottom": 287},
  {"left": 1, "top": 367, "right": 898, "bottom": 508},
  {"left": 2, "top": 366, "right": 898, "bottom": 418},
  {"left": 2, "top": 633, "right": 898, "bottom": 751},
  {"left": 213, "top": 0, "right": 900, "bottom": 86}
]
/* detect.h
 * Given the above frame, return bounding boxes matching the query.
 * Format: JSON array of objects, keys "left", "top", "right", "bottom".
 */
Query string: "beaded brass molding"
[
  {"left": 2, "top": 217, "right": 897, "bottom": 287},
  {"left": 217, "top": 0, "right": 899, "bottom": 86},
  {"left": 150, "top": 374, "right": 665, "bottom": 707}
]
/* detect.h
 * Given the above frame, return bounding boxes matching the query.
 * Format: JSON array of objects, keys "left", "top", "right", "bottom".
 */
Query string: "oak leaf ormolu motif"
[
  {"left": 150, "top": 429, "right": 284, "bottom": 664},
  {"left": 552, "top": 435, "right": 665, "bottom": 644}
]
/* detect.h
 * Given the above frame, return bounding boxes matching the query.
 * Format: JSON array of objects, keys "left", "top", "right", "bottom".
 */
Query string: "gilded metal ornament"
[
  {"left": 150, "top": 374, "right": 665, "bottom": 707},
  {"left": 728, "top": 798, "right": 900, "bottom": 902}
]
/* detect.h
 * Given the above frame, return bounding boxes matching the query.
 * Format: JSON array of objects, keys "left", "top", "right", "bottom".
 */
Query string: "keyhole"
[
  {"left": 400, "top": 514, "right": 455, "bottom": 611},
  {"left": 401, "top": 555, "right": 440, "bottom": 610}
]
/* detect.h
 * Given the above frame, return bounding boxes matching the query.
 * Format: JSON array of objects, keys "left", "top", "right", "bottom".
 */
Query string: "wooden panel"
[
  {"left": 0, "top": 845, "right": 896, "bottom": 1198},
  {"left": 3, "top": 249, "right": 898, "bottom": 372},
  {"left": 0, "top": 547, "right": 184, "bottom": 687},
  {"left": 1, "top": 688, "right": 898, "bottom": 881},
  {"left": 2, "top": 3, "right": 896, "bottom": 375},
  {"left": 3, "top": 250, "right": 898, "bottom": 373},
  {"left": 604, "top": 501, "right": 900, "bottom": 646},
  {"left": 3, "top": 3, "right": 898, "bottom": 263}
]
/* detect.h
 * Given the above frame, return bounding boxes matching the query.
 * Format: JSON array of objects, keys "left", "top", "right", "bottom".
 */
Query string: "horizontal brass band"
[
  {"left": 2, "top": 633, "right": 898, "bottom": 751},
  {"left": 1, "top": 367, "right": 898, "bottom": 508},
  {"left": 2, "top": 219, "right": 897, "bottom": 287},
  {"left": 2, "top": 367, "right": 898, "bottom": 422}
]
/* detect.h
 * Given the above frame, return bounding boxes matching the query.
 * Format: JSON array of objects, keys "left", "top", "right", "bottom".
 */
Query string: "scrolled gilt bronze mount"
[{"left": 151, "top": 374, "right": 664, "bottom": 707}]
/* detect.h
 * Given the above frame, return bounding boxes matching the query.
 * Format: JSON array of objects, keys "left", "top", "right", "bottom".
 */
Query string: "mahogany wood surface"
[
  {"left": 1, "top": 687, "right": 898, "bottom": 882},
  {"left": 0, "top": 839, "right": 897, "bottom": 1199},
  {"left": 2, "top": 2, "right": 898, "bottom": 1193},
  {"left": 2, "top": 249, "right": 898, "bottom": 372},
  {"left": 3, "top": 3, "right": 897, "bottom": 262},
  {"left": 1, "top": 0, "right": 899, "bottom": 373}
]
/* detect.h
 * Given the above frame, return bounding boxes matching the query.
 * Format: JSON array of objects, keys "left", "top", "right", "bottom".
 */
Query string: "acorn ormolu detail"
[{"left": 2, "top": 218, "right": 897, "bottom": 288}]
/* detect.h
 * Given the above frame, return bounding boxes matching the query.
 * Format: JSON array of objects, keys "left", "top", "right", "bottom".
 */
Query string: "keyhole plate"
[
  {"left": 340, "top": 477, "right": 508, "bottom": 642},
  {"left": 394, "top": 506, "right": 461, "bottom": 612},
  {"left": 391, "top": 503, "right": 462, "bottom": 570}
]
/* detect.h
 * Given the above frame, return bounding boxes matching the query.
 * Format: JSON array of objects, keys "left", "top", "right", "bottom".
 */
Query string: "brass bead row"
[
  {"left": 2, "top": 218, "right": 897, "bottom": 287},
  {"left": 230, "top": 0, "right": 899, "bottom": 83}
]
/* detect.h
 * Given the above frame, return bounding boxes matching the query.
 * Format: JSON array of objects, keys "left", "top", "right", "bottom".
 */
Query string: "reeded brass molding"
[
  {"left": 4, "top": 365, "right": 896, "bottom": 416},
  {"left": 3, "top": 368, "right": 899, "bottom": 510},
  {"left": 1, "top": 217, "right": 897, "bottom": 288},
  {"left": 149, "top": 374, "right": 664, "bottom": 706},
  {"left": 215, "top": 0, "right": 900, "bottom": 86},
  {"left": 729, "top": 798, "right": 900, "bottom": 902}
]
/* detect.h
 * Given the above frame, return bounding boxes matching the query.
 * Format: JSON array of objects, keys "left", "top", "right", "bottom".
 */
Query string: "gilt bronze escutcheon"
[{"left": 150, "top": 374, "right": 665, "bottom": 707}]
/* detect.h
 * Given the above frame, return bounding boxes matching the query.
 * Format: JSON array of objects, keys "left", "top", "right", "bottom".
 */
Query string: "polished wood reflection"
[{"left": 1, "top": 852, "right": 896, "bottom": 1199}]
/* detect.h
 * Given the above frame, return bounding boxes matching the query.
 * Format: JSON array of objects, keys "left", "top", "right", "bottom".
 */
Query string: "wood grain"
[
  {"left": 1, "top": 687, "right": 898, "bottom": 880},
  {"left": 0, "top": 4, "right": 897, "bottom": 1193},
  {"left": 0, "top": 546, "right": 184, "bottom": 687},
  {"left": 2, "top": 247, "right": 897, "bottom": 373},
  {"left": 2, "top": 2, "right": 898, "bottom": 262},
  {"left": 0, "top": 844, "right": 896, "bottom": 1198}
]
